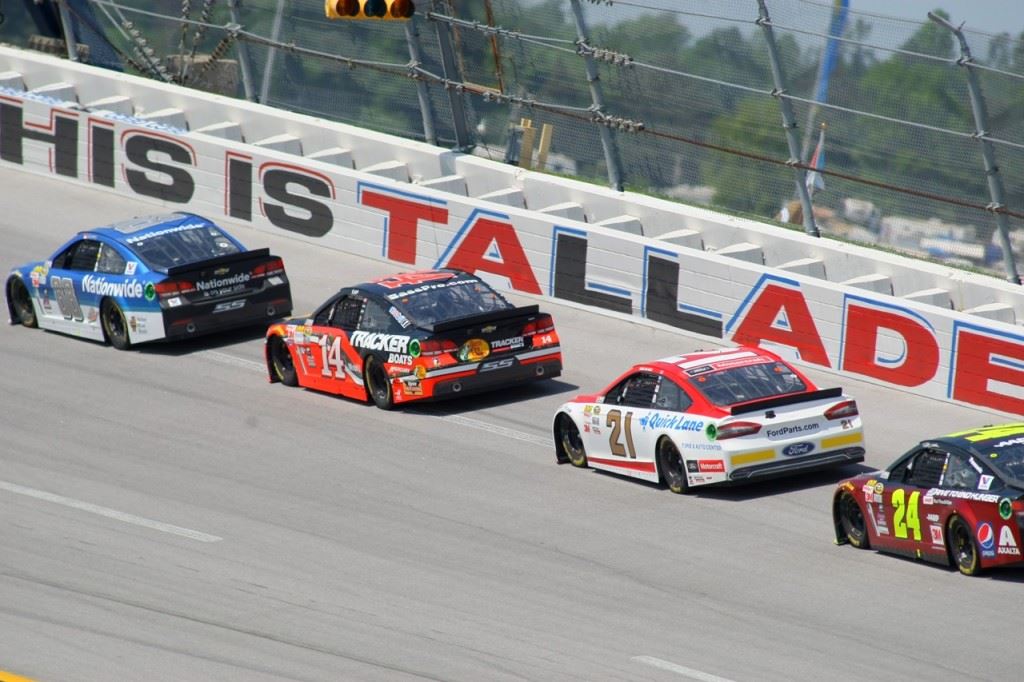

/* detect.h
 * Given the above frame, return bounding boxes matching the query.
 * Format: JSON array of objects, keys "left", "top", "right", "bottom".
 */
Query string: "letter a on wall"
[
  {"left": 436, "top": 209, "right": 541, "bottom": 294},
  {"left": 727, "top": 275, "right": 831, "bottom": 367}
]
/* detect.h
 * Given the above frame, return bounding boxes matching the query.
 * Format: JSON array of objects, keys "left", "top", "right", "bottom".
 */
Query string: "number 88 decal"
[{"left": 891, "top": 488, "right": 922, "bottom": 541}]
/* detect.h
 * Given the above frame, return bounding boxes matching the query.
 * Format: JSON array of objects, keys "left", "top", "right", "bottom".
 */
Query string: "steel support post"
[
  {"left": 404, "top": 16, "right": 438, "bottom": 146},
  {"left": 929, "top": 12, "right": 1021, "bottom": 284},
  {"left": 568, "top": 0, "right": 624, "bottom": 192},
  {"left": 756, "top": 0, "right": 819, "bottom": 237},
  {"left": 227, "top": 0, "right": 256, "bottom": 102},
  {"left": 258, "top": 0, "right": 286, "bottom": 104},
  {"left": 430, "top": 0, "right": 474, "bottom": 150},
  {"left": 55, "top": 0, "right": 79, "bottom": 62}
]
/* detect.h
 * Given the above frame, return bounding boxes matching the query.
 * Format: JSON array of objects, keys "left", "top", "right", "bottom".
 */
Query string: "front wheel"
[
  {"left": 838, "top": 492, "right": 870, "bottom": 549},
  {"left": 269, "top": 336, "right": 298, "bottom": 386},
  {"left": 948, "top": 516, "right": 982, "bottom": 576},
  {"left": 101, "top": 299, "right": 131, "bottom": 350},
  {"left": 8, "top": 277, "right": 37, "bottom": 328},
  {"left": 556, "top": 414, "right": 587, "bottom": 467},
  {"left": 364, "top": 355, "right": 394, "bottom": 410},
  {"left": 657, "top": 438, "right": 689, "bottom": 494}
]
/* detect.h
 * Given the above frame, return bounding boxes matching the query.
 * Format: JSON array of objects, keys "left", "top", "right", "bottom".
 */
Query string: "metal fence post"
[
  {"left": 404, "top": 16, "right": 438, "bottom": 146},
  {"left": 928, "top": 13, "right": 1021, "bottom": 284},
  {"left": 258, "top": 0, "right": 286, "bottom": 104},
  {"left": 55, "top": 0, "right": 79, "bottom": 62},
  {"left": 568, "top": 0, "right": 624, "bottom": 192},
  {"left": 227, "top": 0, "right": 257, "bottom": 102},
  {"left": 430, "top": 0, "right": 474, "bottom": 151},
  {"left": 756, "top": 0, "right": 819, "bottom": 238}
]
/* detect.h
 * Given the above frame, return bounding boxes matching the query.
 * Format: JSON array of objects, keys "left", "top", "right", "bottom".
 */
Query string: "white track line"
[
  {"left": 439, "top": 414, "right": 551, "bottom": 448},
  {"left": 631, "top": 656, "right": 737, "bottom": 682},
  {"left": 0, "top": 480, "right": 223, "bottom": 543},
  {"left": 201, "top": 351, "right": 552, "bottom": 448}
]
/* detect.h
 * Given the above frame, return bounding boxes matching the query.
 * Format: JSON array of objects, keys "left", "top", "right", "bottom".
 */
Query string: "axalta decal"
[
  {"left": 81, "top": 275, "right": 145, "bottom": 298},
  {"left": 196, "top": 273, "right": 251, "bottom": 291},
  {"left": 350, "top": 331, "right": 417, "bottom": 354}
]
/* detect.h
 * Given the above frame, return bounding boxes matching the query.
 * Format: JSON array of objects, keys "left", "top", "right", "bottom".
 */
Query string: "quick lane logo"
[
  {"left": 81, "top": 275, "right": 145, "bottom": 298},
  {"left": 637, "top": 412, "right": 703, "bottom": 432},
  {"left": 350, "top": 331, "right": 412, "bottom": 354},
  {"left": 196, "top": 272, "right": 251, "bottom": 291}
]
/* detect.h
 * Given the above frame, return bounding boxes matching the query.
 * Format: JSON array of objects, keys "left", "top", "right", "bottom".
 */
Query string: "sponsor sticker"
[
  {"left": 977, "top": 522, "right": 996, "bottom": 557},
  {"left": 765, "top": 421, "right": 821, "bottom": 440},
  {"left": 389, "top": 306, "right": 411, "bottom": 328},
  {"left": 637, "top": 412, "right": 703, "bottom": 433},
  {"left": 490, "top": 336, "right": 525, "bottom": 350},
  {"left": 782, "top": 442, "right": 814, "bottom": 457},
  {"left": 350, "top": 331, "right": 413, "bottom": 354},
  {"left": 81, "top": 274, "right": 145, "bottom": 299},
  {"left": 697, "top": 460, "right": 725, "bottom": 473},
  {"left": 979, "top": 474, "right": 994, "bottom": 491},
  {"left": 998, "top": 525, "right": 1021, "bottom": 556},
  {"left": 930, "top": 525, "right": 944, "bottom": 546},
  {"left": 124, "top": 262, "right": 137, "bottom": 275},
  {"left": 999, "top": 498, "right": 1014, "bottom": 520}
]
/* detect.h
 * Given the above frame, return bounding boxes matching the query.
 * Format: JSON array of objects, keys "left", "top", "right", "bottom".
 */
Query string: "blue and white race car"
[{"left": 6, "top": 212, "right": 292, "bottom": 349}]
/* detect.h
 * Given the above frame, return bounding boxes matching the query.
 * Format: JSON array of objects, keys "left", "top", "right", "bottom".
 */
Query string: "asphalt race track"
[{"left": 1, "top": 166, "right": 1021, "bottom": 682}]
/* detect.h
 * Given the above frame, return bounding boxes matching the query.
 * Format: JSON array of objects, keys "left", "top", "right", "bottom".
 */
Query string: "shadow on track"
[
  {"left": 403, "top": 377, "right": 580, "bottom": 415},
  {"left": 134, "top": 324, "right": 269, "bottom": 356}
]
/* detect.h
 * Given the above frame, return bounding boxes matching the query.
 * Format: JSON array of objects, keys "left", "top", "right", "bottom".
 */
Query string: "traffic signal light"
[{"left": 325, "top": 0, "right": 415, "bottom": 19}]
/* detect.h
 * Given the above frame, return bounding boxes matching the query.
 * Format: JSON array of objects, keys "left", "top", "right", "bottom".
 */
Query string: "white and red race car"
[{"left": 552, "top": 346, "right": 865, "bottom": 492}]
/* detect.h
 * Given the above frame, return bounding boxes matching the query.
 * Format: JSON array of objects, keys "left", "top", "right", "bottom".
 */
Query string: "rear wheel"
[
  {"left": 556, "top": 414, "right": 587, "bottom": 467},
  {"left": 101, "top": 299, "right": 131, "bottom": 350},
  {"left": 838, "top": 492, "right": 870, "bottom": 549},
  {"left": 657, "top": 438, "right": 689, "bottom": 494},
  {"left": 948, "top": 516, "right": 981, "bottom": 576},
  {"left": 364, "top": 355, "right": 394, "bottom": 410},
  {"left": 8, "top": 278, "right": 37, "bottom": 328},
  {"left": 269, "top": 336, "right": 298, "bottom": 386}
]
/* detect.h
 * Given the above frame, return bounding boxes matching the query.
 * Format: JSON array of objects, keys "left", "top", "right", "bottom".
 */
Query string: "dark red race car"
[
  {"left": 265, "top": 269, "right": 562, "bottom": 409},
  {"left": 833, "top": 423, "right": 1024, "bottom": 576}
]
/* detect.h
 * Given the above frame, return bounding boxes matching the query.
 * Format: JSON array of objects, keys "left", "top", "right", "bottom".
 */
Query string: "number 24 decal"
[
  {"left": 606, "top": 409, "right": 637, "bottom": 459},
  {"left": 891, "top": 488, "right": 922, "bottom": 541}
]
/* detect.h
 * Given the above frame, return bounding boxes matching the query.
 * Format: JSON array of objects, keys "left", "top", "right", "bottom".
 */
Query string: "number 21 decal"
[
  {"left": 891, "top": 488, "right": 921, "bottom": 541},
  {"left": 606, "top": 410, "right": 637, "bottom": 458}
]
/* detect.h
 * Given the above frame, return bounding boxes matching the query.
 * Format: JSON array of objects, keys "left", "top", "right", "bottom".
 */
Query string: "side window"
[
  {"left": 313, "top": 301, "right": 336, "bottom": 327},
  {"left": 653, "top": 378, "right": 693, "bottom": 412},
  {"left": 331, "top": 296, "right": 364, "bottom": 330},
  {"left": 942, "top": 452, "right": 986, "bottom": 490},
  {"left": 360, "top": 299, "right": 400, "bottom": 333},
  {"left": 67, "top": 241, "right": 101, "bottom": 271},
  {"left": 906, "top": 450, "right": 947, "bottom": 488},
  {"left": 52, "top": 241, "right": 99, "bottom": 270},
  {"left": 96, "top": 243, "right": 128, "bottom": 275},
  {"left": 620, "top": 373, "right": 660, "bottom": 409},
  {"left": 603, "top": 377, "right": 631, "bottom": 406}
]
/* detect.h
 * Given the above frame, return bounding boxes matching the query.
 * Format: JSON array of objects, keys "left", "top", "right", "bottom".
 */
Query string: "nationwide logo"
[
  {"left": 196, "top": 272, "right": 251, "bottom": 291},
  {"left": 351, "top": 331, "right": 415, "bottom": 354},
  {"left": 81, "top": 275, "right": 145, "bottom": 298}
]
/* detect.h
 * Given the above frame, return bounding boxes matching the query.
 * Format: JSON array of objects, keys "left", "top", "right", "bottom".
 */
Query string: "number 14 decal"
[
  {"left": 891, "top": 488, "right": 922, "bottom": 541},
  {"left": 319, "top": 335, "right": 345, "bottom": 379}
]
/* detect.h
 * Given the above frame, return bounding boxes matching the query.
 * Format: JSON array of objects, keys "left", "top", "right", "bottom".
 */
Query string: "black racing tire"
[
  {"left": 269, "top": 335, "right": 298, "bottom": 387},
  {"left": 364, "top": 355, "right": 394, "bottom": 410},
  {"left": 556, "top": 414, "right": 587, "bottom": 467},
  {"left": 657, "top": 437, "right": 689, "bottom": 494},
  {"left": 838, "top": 492, "right": 870, "bottom": 549},
  {"left": 8, "top": 277, "right": 37, "bottom": 328},
  {"left": 100, "top": 299, "right": 131, "bottom": 350},
  {"left": 948, "top": 516, "right": 982, "bottom": 576}
]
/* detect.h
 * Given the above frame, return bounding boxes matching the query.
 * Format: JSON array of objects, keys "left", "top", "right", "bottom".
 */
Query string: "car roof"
[
  {"left": 935, "top": 423, "right": 1024, "bottom": 453},
  {"left": 651, "top": 347, "right": 779, "bottom": 377},
  {"left": 87, "top": 212, "right": 218, "bottom": 247},
  {"left": 351, "top": 269, "right": 476, "bottom": 300}
]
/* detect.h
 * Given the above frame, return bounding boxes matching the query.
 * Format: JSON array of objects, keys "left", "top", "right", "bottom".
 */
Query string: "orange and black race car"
[{"left": 264, "top": 269, "right": 562, "bottom": 409}]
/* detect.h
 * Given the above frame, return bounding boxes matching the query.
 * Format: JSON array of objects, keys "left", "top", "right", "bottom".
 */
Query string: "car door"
[
  {"left": 300, "top": 293, "right": 364, "bottom": 396},
  {"left": 588, "top": 372, "right": 661, "bottom": 480},
  {"left": 39, "top": 239, "right": 99, "bottom": 336},
  {"left": 872, "top": 448, "right": 947, "bottom": 556}
]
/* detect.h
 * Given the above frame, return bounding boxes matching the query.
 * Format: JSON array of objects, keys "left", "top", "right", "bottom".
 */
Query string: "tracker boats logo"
[{"left": 350, "top": 331, "right": 414, "bottom": 354}]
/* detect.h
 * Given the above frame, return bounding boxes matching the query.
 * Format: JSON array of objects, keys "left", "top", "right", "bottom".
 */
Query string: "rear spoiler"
[
  {"left": 164, "top": 248, "right": 272, "bottom": 276},
  {"left": 730, "top": 386, "right": 843, "bottom": 416},
  {"left": 426, "top": 304, "right": 540, "bottom": 333}
]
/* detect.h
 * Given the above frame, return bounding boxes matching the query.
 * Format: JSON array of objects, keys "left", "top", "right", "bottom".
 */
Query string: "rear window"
[
  {"left": 125, "top": 224, "right": 241, "bottom": 271},
  {"left": 390, "top": 278, "right": 512, "bottom": 327},
  {"left": 688, "top": 361, "right": 807, "bottom": 406},
  {"left": 983, "top": 440, "right": 1024, "bottom": 484}
]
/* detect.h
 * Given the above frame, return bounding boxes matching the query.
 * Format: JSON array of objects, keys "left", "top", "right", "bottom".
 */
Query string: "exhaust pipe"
[
  {"left": 266, "top": 305, "right": 276, "bottom": 317},
  {"left": 535, "top": 365, "right": 546, "bottom": 376},
  {"left": 186, "top": 322, "right": 197, "bottom": 334},
  {"left": 452, "top": 382, "right": 462, "bottom": 393}
]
